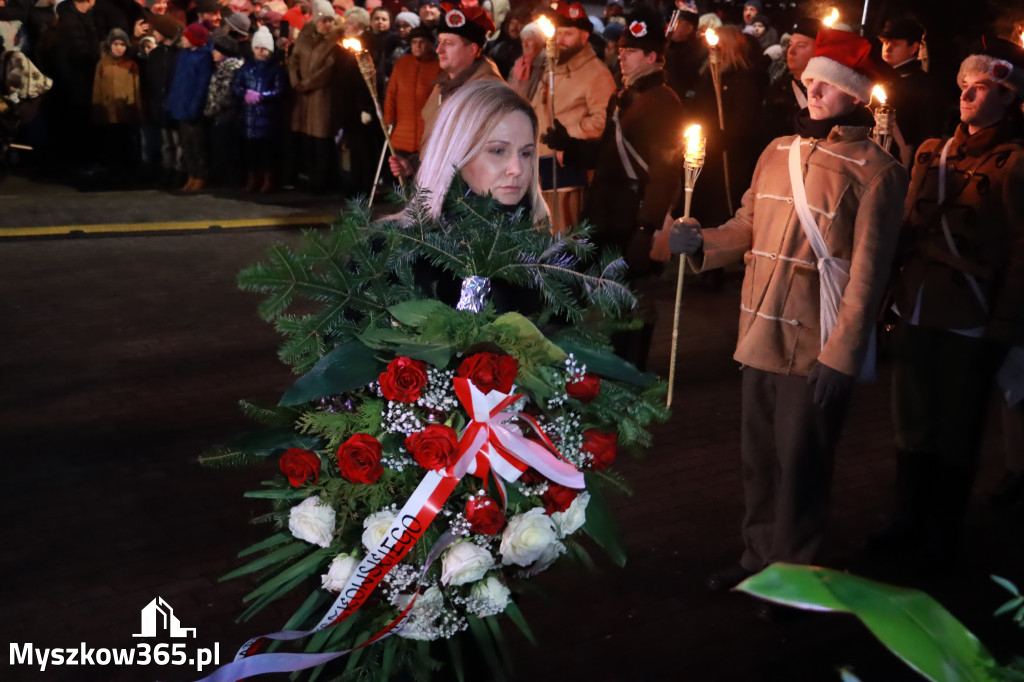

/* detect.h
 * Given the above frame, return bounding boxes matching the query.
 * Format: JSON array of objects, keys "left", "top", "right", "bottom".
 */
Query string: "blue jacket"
[
  {"left": 166, "top": 46, "right": 214, "bottom": 122},
  {"left": 231, "top": 58, "right": 288, "bottom": 140}
]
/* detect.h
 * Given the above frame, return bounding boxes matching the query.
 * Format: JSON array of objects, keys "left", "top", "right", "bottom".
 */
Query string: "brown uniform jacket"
[
  {"left": 698, "top": 126, "right": 909, "bottom": 377},
  {"left": 288, "top": 18, "right": 345, "bottom": 139},
  {"left": 382, "top": 52, "right": 442, "bottom": 154},
  {"left": 420, "top": 56, "right": 503, "bottom": 146},
  {"left": 892, "top": 121, "right": 1024, "bottom": 345},
  {"left": 531, "top": 44, "right": 615, "bottom": 158}
]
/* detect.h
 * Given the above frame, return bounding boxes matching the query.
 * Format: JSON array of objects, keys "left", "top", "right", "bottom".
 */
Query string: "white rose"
[
  {"left": 361, "top": 510, "right": 397, "bottom": 552},
  {"left": 523, "top": 540, "right": 566, "bottom": 577},
  {"left": 320, "top": 553, "right": 360, "bottom": 592},
  {"left": 440, "top": 541, "right": 495, "bottom": 586},
  {"left": 499, "top": 507, "right": 558, "bottom": 567},
  {"left": 288, "top": 496, "right": 336, "bottom": 548},
  {"left": 469, "top": 576, "right": 511, "bottom": 617},
  {"left": 397, "top": 586, "right": 443, "bottom": 641},
  {"left": 551, "top": 491, "right": 590, "bottom": 538}
]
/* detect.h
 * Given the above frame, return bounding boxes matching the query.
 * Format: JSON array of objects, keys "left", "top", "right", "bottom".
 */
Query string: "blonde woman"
[{"left": 404, "top": 80, "right": 548, "bottom": 224}]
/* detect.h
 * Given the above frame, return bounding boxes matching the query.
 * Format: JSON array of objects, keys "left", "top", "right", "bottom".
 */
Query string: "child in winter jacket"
[
  {"left": 231, "top": 25, "right": 287, "bottom": 193},
  {"left": 204, "top": 34, "right": 245, "bottom": 186},
  {"left": 166, "top": 22, "right": 214, "bottom": 192},
  {"left": 92, "top": 28, "right": 142, "bottom": 179}
]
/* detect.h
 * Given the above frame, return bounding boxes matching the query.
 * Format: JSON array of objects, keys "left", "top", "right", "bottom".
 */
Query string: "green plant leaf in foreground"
[
  {"left": 736, "top": 563, "right": 1001, "bottom": 682},
  {"left": 279, "top": 341, "right": 385, "bottom": 406}
]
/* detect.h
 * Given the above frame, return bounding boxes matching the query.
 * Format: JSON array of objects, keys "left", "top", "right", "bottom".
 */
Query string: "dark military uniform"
[{"left": 887, "top": 58, "right": 948, "bottom": 167}]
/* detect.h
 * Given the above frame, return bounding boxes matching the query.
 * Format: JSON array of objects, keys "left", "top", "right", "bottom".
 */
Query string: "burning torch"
[
  {"left": 870, "top": 85, "right": 894, "bottom": 154},
  {"left": 823, "top": 7, "right": 839, "bottom": 28},
  {"left": 705, "top": 28, "right": 733, "bottom": 212},
  {"left": 667, "top": 125, "right": 707, "bottom": 408},
  {"left": 343, "top": 37, "right": 403, "bottom": 187},
  {"left": 537, "top": 14, "right": 559, "bottom": 227}
]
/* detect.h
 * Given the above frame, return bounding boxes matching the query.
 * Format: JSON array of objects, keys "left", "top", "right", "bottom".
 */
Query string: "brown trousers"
[{"left": 739, "top": 367, "right": 851, "bottom": 571}]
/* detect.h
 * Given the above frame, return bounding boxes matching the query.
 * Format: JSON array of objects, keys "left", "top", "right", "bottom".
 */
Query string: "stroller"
[{"left": 1, "top": 47, "right": 51, "bottom": 171}]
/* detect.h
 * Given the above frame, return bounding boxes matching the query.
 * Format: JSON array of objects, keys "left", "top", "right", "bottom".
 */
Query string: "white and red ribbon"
[{"left": 195, "top": 377, "right": 583, "bottom": 681}]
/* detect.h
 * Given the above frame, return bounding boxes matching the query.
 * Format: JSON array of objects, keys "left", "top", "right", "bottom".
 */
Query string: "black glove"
[
  {"left": 541, "top": 119, "right": 571, "bottom": 151},
  {"left": 807, "top": 361, "right": 854, "bottom": 410},
  {"left": 624, "top": 227, "right": 655, "bottom": 277},
  {"left": 670, "top": 217, "right": 704, "bottom": 255}
]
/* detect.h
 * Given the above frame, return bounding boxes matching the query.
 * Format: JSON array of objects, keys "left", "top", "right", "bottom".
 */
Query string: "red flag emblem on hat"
[
  {"left": 568, "top": 5, "right": 582, "bottom": 18},
  {"left": 629, "top": 20, "right": 647, "bottom": 38},
  {"left": 446, "top": 9, "right": 466, "bottom": 27},
  {"left": 990, "top": 59, "right": 1013, "bottom": 82}
]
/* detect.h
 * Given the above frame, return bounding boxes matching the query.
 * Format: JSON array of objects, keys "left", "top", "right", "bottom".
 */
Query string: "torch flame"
[
  {"left": 537, "top": 15, "right": 555, "bottom": 39},
  {"left": 1019, "top": 29, "right": 1024, "bottom": 48},
  {"left": 823, "top": 8, "right": 839, "bottom": 27},
  {"left": 342, "top": 38, "right": 363, "bottom": 52},
  {"left": 705, "top": 27, "right": 719, "bottom": 46},
  {"left": 871, "top": 85, "right": 887, "bottom": 105}
]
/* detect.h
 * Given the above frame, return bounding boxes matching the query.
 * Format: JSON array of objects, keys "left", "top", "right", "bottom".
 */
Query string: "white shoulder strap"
[{"left": 787, "top": 139, "right": 830, "bottom": 262}]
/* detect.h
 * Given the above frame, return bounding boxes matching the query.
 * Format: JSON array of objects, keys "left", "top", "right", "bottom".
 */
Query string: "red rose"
[
  {"left": 457, "top": 352, "right": 519, "bottom": 394},
  {"left": 337, "top": 433, "right": 384, "bottom": 484},
  {"left": 582, "top": 429, "right": 617, "bottom": 471},
  {"left": 405, "top": 424, "right": 460, "bottom": 471},
  {"left": 541, "top": 483, "right": 578, "bottom": 514},
  {"left": 565, "top": 372, "right": 601, "bottom": 402},
  {"left": 378, "top": 356, "right": 428, "bottom": 403},
  {"left": 465, "top": 495, "right": 505, "bottom": 535},
  {"left": 518, "top": 467, "right": 544, "bottom": 485},
  {"left": 279, "top": 448, "right": 321, "bottom": 487}
]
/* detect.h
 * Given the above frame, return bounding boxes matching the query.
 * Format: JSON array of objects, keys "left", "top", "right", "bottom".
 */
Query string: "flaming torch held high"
[
  {"left": 667, "top": 125, "right": 707, "bottom": 408},
  {"left": 704, "top": 28, "right": 733, "bottom": 212},
  {"left": 537, "top": 15, "right": 559, "bottom": 225},
  {"left": 823, "top": 7, "right": 839, "bottom": 27},
  {"left": 343, "top": 37, "right": 403, "bottom": 187},
  {"left": 870, "top": 85, "right": 895, "bottom": 154}
]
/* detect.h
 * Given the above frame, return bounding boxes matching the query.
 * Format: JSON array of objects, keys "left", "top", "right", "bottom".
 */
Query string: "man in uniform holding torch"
[
  {"left": 669, "top": 28, "right": 908, "bottom": 610},
  {"left": 543, "top": 6, "right": 685, "bottom": 371}
]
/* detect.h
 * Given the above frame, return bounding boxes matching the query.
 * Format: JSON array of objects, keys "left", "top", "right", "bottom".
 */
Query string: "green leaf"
[
  {"left": 237, "top": 532, "right": 292, "bottom": 558},
  {"left": 838, "top": 666, "right": 863, "bottom": 682},
  {"left": 243, "top": 547, "right": 333, "bottom": 603},
  {"left": 581, "top": 472, "right": 627, "bottom": 567},
  {"left": 359, "top": 327, "right": 420, "bottom": 349},
  {"left": 219, "top": 541, "right": 311, "bottom": 582},
  {"left": 554, "top": 338, "right": 656, "bottom": 387},
  {"left": 226, "top": 426, "right": 324, "bottom": 457},
  {"left": 994, "top": 597, "right": 1024, "bottom": 617},
  {"left": 489, "top": 312, "right": 567, "bottom": 365},
  {"left": 446, "top": 634, "right": 465, "bottom": 682},
  {"left": 466, "top": 616, "right": 505, "bottom": 682},
  {"left": 380, "top": 637, "right": 399, "bottom": 681},
  {"left": 268, "top": 589, "right": 331, "bottom": 653},
  {"left": 991, "top": 575, "right": 1021, "bottom": 596},
  {"left": 388, "top": 299, "right": 453, "bottom": 327},
  {"left": 392, "top": 342, "right": 457, "bottom": 368},
  {"left": 737, "top": 564, "right": 1001, "bottom": 682},
  {"left": 244, "top": 487, "right": 311, "bottom": 500},
  {"left": 502, "top": 602, "right": 536, "bottom": 646},
  {"left": 279, "top": 341, "right": 385, "bottom": 406}
]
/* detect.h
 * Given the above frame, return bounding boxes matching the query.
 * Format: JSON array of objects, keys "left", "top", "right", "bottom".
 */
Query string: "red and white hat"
[
  {"left": 439, "top": 2, "right": 495, "bottom": 46},
  {"left": 800, "top": 27, "right": 877, "bottom": 103},
  {"left": 553, "top": 2, "right": 592, "bottom": 32}
]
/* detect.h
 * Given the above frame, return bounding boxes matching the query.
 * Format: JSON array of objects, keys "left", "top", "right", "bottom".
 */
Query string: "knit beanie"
[
  {"left": 801, "top": 27, "right": 878, "bottom": 102},
  {"left": 106, "top": 27, "right": 131, "bottom": 48},
  {"left": 212, "top": 33, "right": 239, "bottom": 57},
  {"left": 183, "top": 22, "right": 210, "bottom": 46},
  {"left": 311, "top": 0, "right": 334, "bottom": 22},
  {"left": 252, "top": 24, "right": 274, "bottom": 52},
  {"left": 395, "top": 10, "right": 420, "bottom": 28},
  {"left": 743, "top": 0, "right": 761, "bottom": 11}
]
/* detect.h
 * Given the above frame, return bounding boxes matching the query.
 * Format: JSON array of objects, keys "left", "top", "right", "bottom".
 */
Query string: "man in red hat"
[
  {"left": 669, "top": 28, "right": 909, "bottom": 610},
  {"left": 531, "top": 2, "right": 616, "bottom": 231},
  {"left": 869, "top": 37, "right": 1024, "bottom": 567},
  {"left": 389, "top": 2, "right": 502, "bottom": 179}
]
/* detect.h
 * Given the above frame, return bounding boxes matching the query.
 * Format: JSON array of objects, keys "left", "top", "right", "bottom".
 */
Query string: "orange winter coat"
[
  {"left": 382, "top": 52, "right": 442, "bottom": 154},
  {"left": 92, "top": 51, "right": 142, "bottom": 125}
]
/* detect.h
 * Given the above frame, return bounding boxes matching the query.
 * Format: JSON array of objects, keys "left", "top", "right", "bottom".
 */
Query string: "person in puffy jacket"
[
  {"left": 232, "top": 25, "right": 286, "bottom": 192},
  {"left": 166, "top": 22, "right": 214, "bottom": 191}
]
